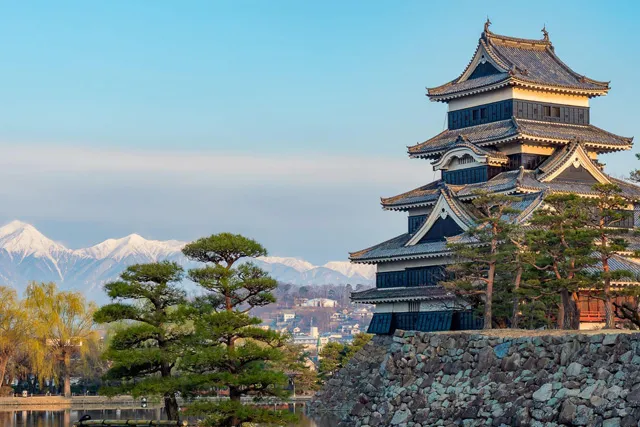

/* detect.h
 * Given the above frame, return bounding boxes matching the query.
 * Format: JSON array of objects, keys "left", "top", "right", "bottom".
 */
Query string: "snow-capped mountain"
[{"left": 0, "top": 220, "right": 374, "bottom": 300}]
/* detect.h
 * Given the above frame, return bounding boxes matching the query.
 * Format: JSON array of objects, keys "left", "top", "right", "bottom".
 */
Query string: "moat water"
[{"left": 0, "top": 407, "right": 339, "bottom": 426}]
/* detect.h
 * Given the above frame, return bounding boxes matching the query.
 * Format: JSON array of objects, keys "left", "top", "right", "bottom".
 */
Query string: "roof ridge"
[{"left": 484, "top": 29, "right": 551, "bottom": 48}]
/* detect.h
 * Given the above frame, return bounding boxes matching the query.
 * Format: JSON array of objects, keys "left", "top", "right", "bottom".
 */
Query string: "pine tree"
[
  {"left": 93, "top": 261, "right": 190, "bottom": 421},
  {"left": 522, "top": 194, "right": 598, "bottom": 329},
  {"left": 445, "top": 191, "right": 521, "bottom": 329},
  {"left": 584, "top": 183, "right": 633, "bottom": 328},
  {"left": 181, "top": 233, "right": 296, "bottom": 427}
]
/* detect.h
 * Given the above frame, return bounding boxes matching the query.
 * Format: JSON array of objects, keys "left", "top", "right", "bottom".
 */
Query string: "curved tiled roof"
[
  {"left": 428, "top": 28, "right": 610, "bottom": 101},
  {"left": 408, "top": 118, "right": 632, "bottom": 158},
  {"left": 517, "top": 171, "right": 640, "bottom": 200},
  {"left": 515, "top": 119, "right": 633, "bottom": 148},
  {"left": 584, "top": 254, "right": 640, "bottom": 282},
  {"left": 349, "top": 233, "right": 451, "bottom": 263},
  {"left": 351, "top": 286, "right": 455, "bottom": 304},
  {"left": 381, "top": 180, "right": 444, "bottom": 210},
  {"left": 409, "top": 119, "right": 518, "bottom": 158}
]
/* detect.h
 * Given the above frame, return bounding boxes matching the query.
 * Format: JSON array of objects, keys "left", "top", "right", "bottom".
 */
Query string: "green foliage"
[
  {"left": 94, "top": 261, "right": 190, "bottom": 421},
  {"left": 25, "top": 282, "right": 99, "bottom": 397},
  {"left": 181, "top": 233, "right": 300, "bottom": 427},
  {"left": 318, "top": 333, "right": 372, "bottom": 379},
  {"left": 445, "top": 191, "right": 521, "bottom": 329},
  {"left": 521, "top": 193, "right": 598, "bottom": 329},
  {"left": 182, "top": 232, "right": 267, "bottom": 266},
  {"left": 0, "top": 286, "right": 28, "bottom": 387},
  {"left": 186, "top": 400, "right": 297, "bottom": 427},
  {"left": 583, "top": 183, "right": 634, "bottom": 327}
]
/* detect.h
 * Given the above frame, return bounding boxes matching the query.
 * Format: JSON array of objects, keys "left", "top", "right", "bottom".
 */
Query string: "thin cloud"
[{"left": 0, "top": 144, "right": 431, "bottom": 186}]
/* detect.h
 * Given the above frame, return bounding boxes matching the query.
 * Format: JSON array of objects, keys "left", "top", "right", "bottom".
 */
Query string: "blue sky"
[{"left": 0, "top": 1, "right": 639, "bottom": 263}]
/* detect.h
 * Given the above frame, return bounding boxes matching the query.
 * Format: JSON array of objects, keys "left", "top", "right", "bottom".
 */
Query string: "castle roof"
[
  {"left": 351, "top": 286, "right": 455, "bottom": 304},
  {"left": 355, "top": 191, "right": 544, "bottom": 263},
  {"left": 383, "top": 147, "right": 640, "bottom": 212},
  {"left": 408, "top": 118, "right": 633, "bottom": 159},
  {"left": 428, "top": 25, "right": 610, "bottom": 101}
]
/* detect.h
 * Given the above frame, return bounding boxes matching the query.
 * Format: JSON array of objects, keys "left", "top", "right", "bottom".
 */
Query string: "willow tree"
[
  {"left": 94, "top": 261, "right": 190, "bottom": 421},
  {"left": 181, "top": 233, "right": 295, "bottom": 427},
  {"left": 446, "top": 191, "right": 521, "bottom": 329},
  {"left": 24, "top": 282, "right": 99, "bottom": 397},
  {"left": 0, "top": 286, "right": 28, "bottom": 390}
]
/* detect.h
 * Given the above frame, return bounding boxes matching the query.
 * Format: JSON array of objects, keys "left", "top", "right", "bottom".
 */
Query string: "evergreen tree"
[
  {"left": 584, "top": 183, "right": 633, "bottom": 328},
  {"left": 445, "top": 191, "right": 521, "bottom": 329},
  {"left": 93, "top": 261, "right": 190, "bottom": 421},
  {"left": 522, "top": 194, "right": 598, "bottom": 329},
  {"left": 181, "top": 233, "right": 296, "bottom": 427}
]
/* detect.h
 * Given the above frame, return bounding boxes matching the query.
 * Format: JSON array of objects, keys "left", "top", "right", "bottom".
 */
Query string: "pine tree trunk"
[
  {"left": 511, "top": 265, "right": 522, "bottom": 329},
  {"left": 164, "top": 393, "right": 179, "bottom": 421},
  {"left": 560, "top": 289, "right": 579, "bottom": 330},
  {"left": 230, "top": 387, "right": 242, "bottom": 426},
  {"left": 160, "top": 359, "right": 179, "bottom": 421},
  {"left": 571, "top": 292, "right": 581, "bottom": 330},
  {"left": 557, "top": 303, "right": 564, "bottom": 329},
  {"left": 484, "top": 262, "right": 495, "bottom": 330},
  {"left": 603, "top": 257, "right": 615, "bottom": 329},
  {"left": 63, "top": 350, "right": 71, "bottom": 398}
]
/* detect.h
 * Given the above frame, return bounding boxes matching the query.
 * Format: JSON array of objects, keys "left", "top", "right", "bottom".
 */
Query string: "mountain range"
[{"left": 0, "top": 220, "right": 375, "bottom": 300}]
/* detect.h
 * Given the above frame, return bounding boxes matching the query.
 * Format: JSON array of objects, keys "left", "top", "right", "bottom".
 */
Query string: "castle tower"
[{"left": 351, "top": 22, "right": 640, "bottom": 334}]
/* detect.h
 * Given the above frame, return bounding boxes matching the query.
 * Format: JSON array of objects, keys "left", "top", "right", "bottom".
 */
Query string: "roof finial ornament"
[
  {"left": 484, "top": 17, "right": 492, "bottom": 34},
  {"left": 541, "top": 24, "right": 549, "bottom": 41}
]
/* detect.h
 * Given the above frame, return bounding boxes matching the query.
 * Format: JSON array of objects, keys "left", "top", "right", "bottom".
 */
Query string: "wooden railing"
[{"left": 580, "top": 310, "right": 605, "bottom": 322}]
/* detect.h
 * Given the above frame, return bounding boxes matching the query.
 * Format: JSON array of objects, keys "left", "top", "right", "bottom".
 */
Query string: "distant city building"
[
  {"left": 279, "top": 311, "right": 296, "bottom": 322},
  {"left": 310, "top": 326, "right": 319, "bottom": 338},
  {"left": 350, "top": 22, "right": 640, "bottom": 334},
  {"left": 301, "top": 298, "right": 338, "bottom": 308}
]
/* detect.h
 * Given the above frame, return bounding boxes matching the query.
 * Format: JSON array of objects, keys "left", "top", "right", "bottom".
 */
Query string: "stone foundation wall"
[{"left": 308, "top": 330, "right": 640, "bottom": 426}]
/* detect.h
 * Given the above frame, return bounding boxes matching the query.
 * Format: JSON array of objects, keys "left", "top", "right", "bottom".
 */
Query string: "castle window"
[
  {"left": 543, "top": 106, "right": 551, "bottom": 116},
  {"left": 552, "top": 107, "right": 561, "bottom": 118},
  {"left": 408, "top": 301, "right": 420, "bottom": 312},
  {"left": 472, "top": 109, "right": 479, "bottom": 120},
  {"left": 480, "top": 108, "right": 487, "bottom": 119}
]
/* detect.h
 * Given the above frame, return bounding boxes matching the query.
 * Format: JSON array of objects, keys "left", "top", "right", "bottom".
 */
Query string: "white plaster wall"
[{"left": 448, "top": 86, "right": 590, "bottom": 112}]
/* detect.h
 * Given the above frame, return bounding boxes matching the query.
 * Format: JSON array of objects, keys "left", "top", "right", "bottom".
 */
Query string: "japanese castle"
[{"left": 351, "top": 22, "right": 640, "bottom": 334}]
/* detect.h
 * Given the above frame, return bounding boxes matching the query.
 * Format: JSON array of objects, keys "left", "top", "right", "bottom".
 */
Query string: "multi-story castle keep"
[{"left": 351, "top": 22, "right": 640, "bottom": 334}]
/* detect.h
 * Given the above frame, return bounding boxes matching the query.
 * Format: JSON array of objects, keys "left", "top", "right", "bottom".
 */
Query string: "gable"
[
  {"left": 468, "top": 61, "right": 501, "bottom": 79},
  {"left": 406, "top": 192, "right": 474, "bottom": 246},
  {"left": 418, "top": 216, "right": 463, "bottom": 243},
  {"left": 553, "top": 165, "right": 598, "bottom": 183},
  {"left": 538, "top": 142, "right": 610, "bottom": 185}
]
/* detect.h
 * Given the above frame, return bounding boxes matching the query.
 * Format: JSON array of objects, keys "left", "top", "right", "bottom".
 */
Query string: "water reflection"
[{"left": 0, "top": 407, "right": 337, "bottom": 426}]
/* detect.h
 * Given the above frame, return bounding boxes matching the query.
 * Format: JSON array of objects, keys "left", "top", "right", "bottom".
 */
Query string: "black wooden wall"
[{"left": 448, "top": 99, "right": 589, "bottom": 130}]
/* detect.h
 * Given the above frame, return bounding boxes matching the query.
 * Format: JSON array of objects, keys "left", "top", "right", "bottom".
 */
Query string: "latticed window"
[{"left": 408, "top": 301, "right": 420, "bottom": 312}]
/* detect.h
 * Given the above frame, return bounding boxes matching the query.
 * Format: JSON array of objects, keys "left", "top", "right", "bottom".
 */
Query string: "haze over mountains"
[{"left": 0, "top": 221, "right": 374, "bottom": 300}]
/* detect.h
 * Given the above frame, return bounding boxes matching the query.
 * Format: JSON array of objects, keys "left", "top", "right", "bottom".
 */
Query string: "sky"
[{"left": 0, "top": 0, "right": 639, "bottom": 264}]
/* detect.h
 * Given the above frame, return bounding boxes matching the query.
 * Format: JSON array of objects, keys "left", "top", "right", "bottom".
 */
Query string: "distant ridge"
[{"left": 0, "top": 221, "right": 374, "bottom": 300}]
